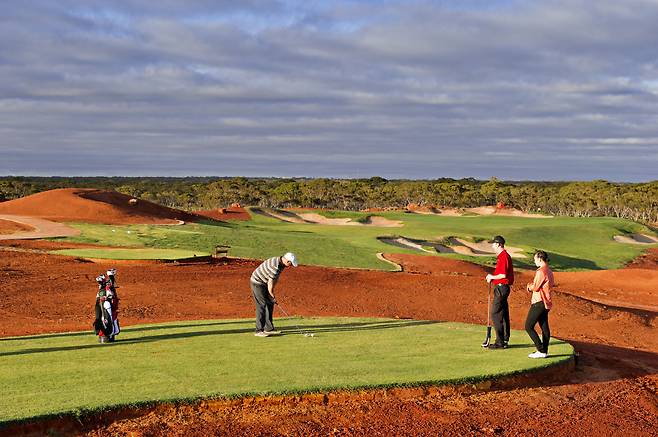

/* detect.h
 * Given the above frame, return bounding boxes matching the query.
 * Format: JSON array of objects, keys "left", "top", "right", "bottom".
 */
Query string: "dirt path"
[
  {"left": 0, "top": 215, "right": 80, "bottom": 240},
  {"left": 0, "top": 249, "right": 656, "bottom": 436}
]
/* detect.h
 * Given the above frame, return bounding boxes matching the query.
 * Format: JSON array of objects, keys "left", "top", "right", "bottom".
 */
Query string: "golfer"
[
  {"left": 485, "top": 235, "right": 514, "bottom": 349},
  {"left": 525, "top": 250, "right": 554, "bottom": 358},
  {"left": 250, "top": 252, "right": 298, "bottom": 337}
]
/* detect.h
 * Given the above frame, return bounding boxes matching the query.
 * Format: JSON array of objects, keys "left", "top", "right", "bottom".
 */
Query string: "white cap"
[
  {"left": 107, "top": 268, "right": 116, "bottom": 276},
  {"left": 283, "top": 252, "right": 298, "bottom": 267}
]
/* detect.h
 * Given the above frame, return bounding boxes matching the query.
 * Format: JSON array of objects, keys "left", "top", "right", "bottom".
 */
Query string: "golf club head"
[{"left": 481, "top": 327, "right": 492, "bottom": 348}]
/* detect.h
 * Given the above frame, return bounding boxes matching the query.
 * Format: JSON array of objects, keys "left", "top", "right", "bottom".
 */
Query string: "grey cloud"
[{"left": 1, "top": 0, "right": 658, "bottom": 181}]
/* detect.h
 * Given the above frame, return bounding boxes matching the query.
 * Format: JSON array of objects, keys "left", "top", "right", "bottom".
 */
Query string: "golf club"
[
  {"left": 481, "top": 281, "right": 492, "bottom": 348},
  {"left": 276, "top": 303, "right": 315, "bottom": 337}
]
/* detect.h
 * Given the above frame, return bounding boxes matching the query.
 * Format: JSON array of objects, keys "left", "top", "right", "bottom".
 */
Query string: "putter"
[
  {"left": 277, "top": 303, "right": 314, "bottom": 337},
  {"left": 482, "top": 282, "right": 492, "bottom": 348}
]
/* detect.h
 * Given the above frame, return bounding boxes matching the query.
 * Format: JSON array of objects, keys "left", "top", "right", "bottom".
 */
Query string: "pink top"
[{"left": 528, "top": 265, "right": 554, "bottom": 310}]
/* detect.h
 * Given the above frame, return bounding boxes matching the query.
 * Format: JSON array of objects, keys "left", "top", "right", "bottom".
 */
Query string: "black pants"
[
  {"left": 250, "top": 281, "right": 275, "bottom": 332},
  {"left": 491, "top": 284, "right": 511, "bottom": 345},
  {"left": 525, "top": 302, "right": 550, "bottom": 353}
]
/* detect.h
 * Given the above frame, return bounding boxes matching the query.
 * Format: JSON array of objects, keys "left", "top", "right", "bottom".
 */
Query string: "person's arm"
[
  {"left": 267, "top": 277, "right": 278, "bottom": 300},
  {"left": 527, "top": 270, "right": 545, "bottom": 292},
  {"left": 486, "top": 273, "right": 506, "bottom": 282},
  {"left": 486, "top": 255, "right": 508, "bottom": 282}
]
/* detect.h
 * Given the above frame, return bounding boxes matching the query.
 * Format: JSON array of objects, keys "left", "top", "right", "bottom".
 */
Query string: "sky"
[{"left": 1, "top": 0, "right": 658, "bottom": 182}]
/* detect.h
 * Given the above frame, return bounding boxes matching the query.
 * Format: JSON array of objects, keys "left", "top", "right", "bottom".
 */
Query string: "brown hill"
[{"left": 0, "top": 188, "right": 202, "bottom": 225}]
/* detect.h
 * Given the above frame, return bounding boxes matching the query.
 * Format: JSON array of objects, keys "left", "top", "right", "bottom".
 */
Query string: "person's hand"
[
  {"left": 272, "top": 297, "right": 278, "bottom": 305},
  {"left": 485, "top": 274, "right": 492, "bottom": 283}
]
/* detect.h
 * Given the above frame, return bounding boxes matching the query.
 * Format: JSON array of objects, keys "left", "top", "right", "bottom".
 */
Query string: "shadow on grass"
[
  {"left": 196, "top": 219, "right": 236, "bottom": 228},
  {"left": 281, "top": 319, "right": 438, "bottom": 335},
  {"left": 547, "top": 253, "right": 602, "bottom": 271},
  {"left": 0, "top": 319, "right": 438, "bottom": 357},
  {"left": 0, "top": 320, "right": 252, "bottom": 343}
]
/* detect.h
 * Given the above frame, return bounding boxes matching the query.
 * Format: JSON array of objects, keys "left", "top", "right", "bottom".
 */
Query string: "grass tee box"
[{"left": 0, "top": 317, "right": 574, "bottom": 424}]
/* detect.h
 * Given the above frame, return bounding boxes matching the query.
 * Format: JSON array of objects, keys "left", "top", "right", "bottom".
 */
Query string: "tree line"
[{"left": 1, "top": 176, "right": 656, "bottom": 225}]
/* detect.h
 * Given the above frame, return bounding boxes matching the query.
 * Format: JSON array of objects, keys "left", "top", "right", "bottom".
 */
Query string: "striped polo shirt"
[{"left": 251, "top": 256, "right": 285, "bottom": 285}]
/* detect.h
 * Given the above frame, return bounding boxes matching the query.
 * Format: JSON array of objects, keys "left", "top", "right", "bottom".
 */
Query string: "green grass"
[
  {"left": 53, "top": 211, "right": 658, "bottom": 271},
  {"left": 0, "top": 317, "right": 574, "bottom": 424},
  {"left": 51, "top": 248, "right": 210, "bottom": 260}
]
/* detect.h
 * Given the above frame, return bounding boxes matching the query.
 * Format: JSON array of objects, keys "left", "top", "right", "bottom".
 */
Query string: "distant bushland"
[{"left": 1, "top": 176, "right": 656, "bottom": 224}]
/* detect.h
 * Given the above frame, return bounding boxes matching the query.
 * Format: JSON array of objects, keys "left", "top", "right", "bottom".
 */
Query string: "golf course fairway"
[{"left": 0, "top": 317, "right": 574, "bottom": 424}]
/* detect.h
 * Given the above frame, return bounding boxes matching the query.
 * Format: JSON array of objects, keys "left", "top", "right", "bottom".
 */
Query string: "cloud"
[{"left": 1, "top": 0, "right": 658, "bottom": 181}]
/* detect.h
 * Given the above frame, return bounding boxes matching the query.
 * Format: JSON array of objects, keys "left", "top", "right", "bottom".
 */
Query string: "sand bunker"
[
  {"left": 404, "top": 204, "right": 550, "bottom": 218},
  {"left": 0, "top": 188, "right": 203, "bottom": 225},
  {"left": 379, "top": 236, "right": 526, "bottom": 258},
  {"left": 378, "top": 237, "right": 436, "bottom": 253},
  {"left": 613, "top": 233, "right": 658, "bottom": 245},
  {"left": 298, "top": 212, "right": 402, "bottom": 227},
  {"left": 466, "top": 206, "right": 552, "bottom": 218},
  {"left": 251, "top": 208, "right": 403, "bottom": 227},
  {"left": 250, "top": 207, "right": 312, "bottom": 223},
  {"left": 405, "top": 204, "right": 464, "bottom": 216}
]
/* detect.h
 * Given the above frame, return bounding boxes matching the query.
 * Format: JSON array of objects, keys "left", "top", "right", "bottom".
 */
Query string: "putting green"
[{"left": 0, "top": 317, "right": 574, "bottom": 424}]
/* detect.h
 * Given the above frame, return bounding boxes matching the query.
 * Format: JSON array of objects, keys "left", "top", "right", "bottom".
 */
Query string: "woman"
[{"left": 525, "top": 250, "right": 554, "bottom": 358}]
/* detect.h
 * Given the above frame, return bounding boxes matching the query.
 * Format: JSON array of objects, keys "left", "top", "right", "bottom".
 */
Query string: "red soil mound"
[
  {"left": 626, "top": 248, "right": 658, "bottom": 269},
  {"left": 194, "top": 206, "right": 250, "bottom": 221},
  {"left": 0, "top": 219, "right": 34, "bottom": 234},
  {"left": 0, "top": 189, "right": 202, "bottom": 225}
]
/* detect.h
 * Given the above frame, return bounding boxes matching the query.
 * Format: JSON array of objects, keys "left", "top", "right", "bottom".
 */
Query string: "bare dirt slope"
[
  {"left": 0, "top": 189, "right": 202, "bottom": 225},
  {"left": 0, "top": 248, "right": 656, "bottom": 436}
]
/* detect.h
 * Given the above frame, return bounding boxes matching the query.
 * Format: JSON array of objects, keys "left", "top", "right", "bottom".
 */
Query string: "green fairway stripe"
[
  {"left": 0, "top": 317, "right": 574, "bottom": 424},
  {"left": 55, "top": 214, "right": 657, "bottom": 270}
]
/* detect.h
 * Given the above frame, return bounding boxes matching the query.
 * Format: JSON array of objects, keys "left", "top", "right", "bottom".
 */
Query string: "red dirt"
[
  {"left": 0, "top": 219, "right": 34, "bottom": 234},
  {"left": 626, "top": 248, "right": 658, "bottom": 270},
  {"left": 0, "top": 189, "right": 203, "bottom": 225},
  {"left": 193, "top": 206, "right": 251, "bottom": 221},
  {"left": 1, "top": 247, "right": 657, "bottom": 436}
]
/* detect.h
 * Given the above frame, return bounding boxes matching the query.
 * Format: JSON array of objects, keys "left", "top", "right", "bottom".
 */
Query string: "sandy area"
[
  {"left": 614, "top": 233, "right": 658, "bottom": 245},
  {"left": 250, "top": 207, "right": 403, "bottom": 227},
  {"left": 466, "top": 206, "right": 553, "bottom": 218},
  {"left": 379, "top": 236, "right": 526, "bottom": 258}
]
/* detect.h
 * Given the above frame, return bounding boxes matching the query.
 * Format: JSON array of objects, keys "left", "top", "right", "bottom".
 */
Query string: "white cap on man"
[{"left": 283, "top": 252, "right": 298, "bottom": 267}]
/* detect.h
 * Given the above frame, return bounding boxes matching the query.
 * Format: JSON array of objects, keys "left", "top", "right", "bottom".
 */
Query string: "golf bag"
[
  {"left": 93, "top": 272, "right": 120, "bottom": 343},
  {"left": 105, "top": 269, "right": 121, "bottom": 339}
]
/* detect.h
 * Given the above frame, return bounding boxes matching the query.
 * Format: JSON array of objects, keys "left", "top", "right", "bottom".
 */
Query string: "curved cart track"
[
  {"left": 0, "top": 247, "right": 656, "bottom": 436},
  {"left": 0, "top": 215, "right": 80, "bottom": 240}
]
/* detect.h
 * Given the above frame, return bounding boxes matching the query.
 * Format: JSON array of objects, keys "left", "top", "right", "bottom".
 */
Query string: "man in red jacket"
[{"left": 485, "top": 235, "right": 514, "bottom": 349}]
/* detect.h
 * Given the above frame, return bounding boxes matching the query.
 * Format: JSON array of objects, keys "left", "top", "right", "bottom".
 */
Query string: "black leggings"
[{"left": 525, "top": 302, "right": 550, "bottom": 353}]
